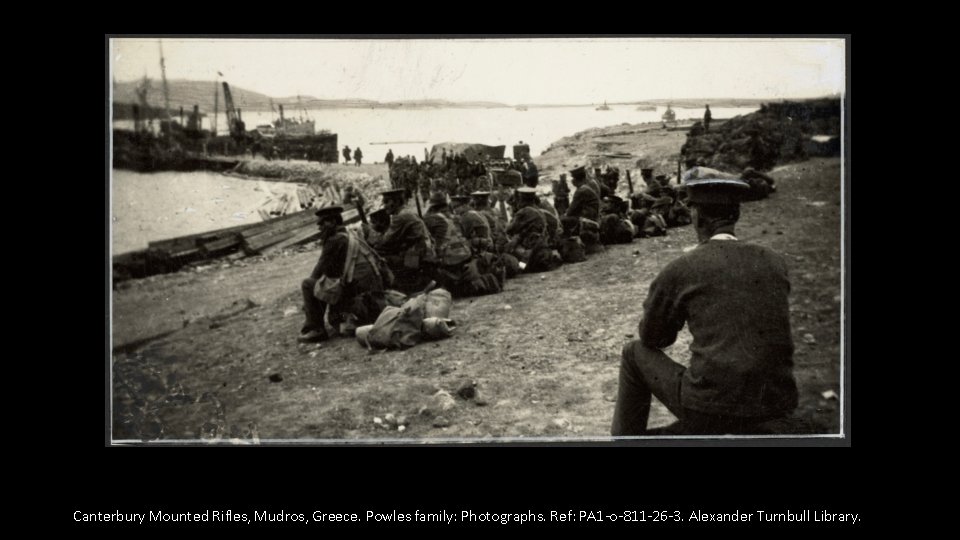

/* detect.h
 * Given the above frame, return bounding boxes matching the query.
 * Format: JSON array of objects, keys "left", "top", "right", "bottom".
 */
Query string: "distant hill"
[
  {"left": 112, "top": 79, "right": 509, "bottom": 112},
  {"left": 113, "top": 79, "right": 281, "bottom": 112}
]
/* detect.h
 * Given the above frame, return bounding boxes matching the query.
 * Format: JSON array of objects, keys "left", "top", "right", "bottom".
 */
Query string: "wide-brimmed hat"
[
  {"left": 428, "top": 192, "right": 449, "bottom": 208},
  {"left": 682, "top": 167, "right": 750, "bottom": 205}
]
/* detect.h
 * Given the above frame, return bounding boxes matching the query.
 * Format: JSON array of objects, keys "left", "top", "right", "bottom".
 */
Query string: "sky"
[{"left": 110, "top": 37, "right": 845, "bottom": 105}]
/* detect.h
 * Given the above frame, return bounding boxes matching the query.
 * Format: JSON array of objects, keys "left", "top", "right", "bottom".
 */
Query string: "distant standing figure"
[
  {"left": 521, "top": 156, "right": 539, "bottom": 188},
  {"left": 704, "top": 104, "right": 712, "bottom": 133},
  {"left": 343, "top": 145, "right": 352, "bottom": 164},
  {"left": 385, "top": 149, "right": 395, "bottom": 168},
  {"left": 354, "top": 147, "right": 363, "bottom": 166}
]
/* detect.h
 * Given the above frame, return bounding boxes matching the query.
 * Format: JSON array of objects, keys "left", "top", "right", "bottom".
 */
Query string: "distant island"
[
  {"left": 112, "top": 78, "right": 830, "bottom": 114},
  {"left": 112, "top": 79, "right": 508, "bottom": 112}
]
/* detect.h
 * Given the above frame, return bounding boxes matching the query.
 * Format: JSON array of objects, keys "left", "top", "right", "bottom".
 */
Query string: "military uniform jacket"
[
  {"left": 639, "top": 240, "right": 798, "bottom": 417},
  {"left": 309, "top": 227, "right": 349, "bottom": 280},
  {"left": 423, "top": 211, "right": 460, "bottom": 250},
  {"left": 480, "top": 208, "right": 508, "bottom": 242},
  {"left": 506, "top": 206, "right": 546, "bottom": 240},
  {"left": 375, "top": 208, "right": 433, "bottom": 256},
  {"left": 460, "top": 210, "right": 492, "bottom": 242},
  {"left": 538, "top": 208, "right": 561, "bottom": 246},
  {"left": 566, "top": 184, "right": 600, "bottom": 221}
]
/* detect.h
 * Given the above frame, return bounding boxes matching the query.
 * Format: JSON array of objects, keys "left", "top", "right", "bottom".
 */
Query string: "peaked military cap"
[
  {"left": 380, "top": 188, "right": 407, "bottom": 199},
  {"left": 315, "top": 205, "right": 344, "bottom": 219}
]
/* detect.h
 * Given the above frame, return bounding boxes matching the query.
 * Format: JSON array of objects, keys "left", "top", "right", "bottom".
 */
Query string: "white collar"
[{"left": 710, "top": 233, "right": 738, "bottom": 241}]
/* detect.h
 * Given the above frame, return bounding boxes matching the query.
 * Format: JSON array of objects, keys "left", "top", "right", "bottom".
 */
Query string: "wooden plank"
[
  {"left": 259, "top": 225, "right": 322, "bottom": 255},
  {"left": 241, "top": 214, "right": 317, "bottom": 243},
  {"left": 241, "top": 210, "right": 317, "bottom": 239},
  {"left": 244, "top": 230, "right": 297, "bottom": 254},
  {"left": 200, "top": 234, "right": 242, "bottom": 254},
  {"left": 147, "top": 221, "right": 257, "bottom": 251},
  {"left": 168, "top": 246, "right": 201, "bottom": 259}
]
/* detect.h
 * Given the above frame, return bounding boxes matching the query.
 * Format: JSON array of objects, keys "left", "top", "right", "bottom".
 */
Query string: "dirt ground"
[{"left": 110, "top": 124, "right": 843, "bottom": 444}]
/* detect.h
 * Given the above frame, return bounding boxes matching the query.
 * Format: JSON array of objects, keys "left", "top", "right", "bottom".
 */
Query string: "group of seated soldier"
[{"left": 298, "top": 164, "right": 693, "bottom": 344}]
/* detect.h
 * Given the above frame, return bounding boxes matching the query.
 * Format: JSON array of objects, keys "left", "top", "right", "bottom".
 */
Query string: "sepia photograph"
[{"left": 107, "top": 35, "right": 847, "bottom": 444}]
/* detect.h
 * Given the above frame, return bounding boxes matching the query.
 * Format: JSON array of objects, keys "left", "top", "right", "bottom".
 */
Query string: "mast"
[
  {"left": 135, "top": 75, "right": 151, "bottom": 133},
  {"left": 212, "top": 76, "right": 219, "bottom": 136},
  {"left": 158, "top": 40, "right": 171, "bottom": 121}
]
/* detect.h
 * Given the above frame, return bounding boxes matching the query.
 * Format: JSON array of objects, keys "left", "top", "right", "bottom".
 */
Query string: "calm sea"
[{"left": 113, "top": 104, "right": 757, "bottom": 162}]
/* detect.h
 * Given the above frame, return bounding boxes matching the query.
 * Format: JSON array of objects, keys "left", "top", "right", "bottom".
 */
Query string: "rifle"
[
  {"left": 414, "top": 189, "right": 423, "bottom": 219},
  {"left": 355, "top": 198, "right": 367, "bottom": 225},
  {"left": 626, "top": 170, "right": 635, "bottom": 195}
]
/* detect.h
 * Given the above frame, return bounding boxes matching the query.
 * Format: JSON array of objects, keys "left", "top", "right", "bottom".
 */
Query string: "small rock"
[
  {"left": 309, "top": 351, "right": 317, "bottom": 358},
  {"left": 417, "top": 406, "right": 434, "bottom": 418},
  {"left": 501, "top": 305, "right": 513, "bottom": 311},
  {"left": 633, "top": 250, "right": 640, "bottom": 256},
  {"left": 552, "top": 418, "right": 571, "bottom": 429},
  {"left": 373, "top": 417, "right": 383, "bottom": 425},
  {"left": 385, "top": 413, "right": 396, "bottom": 423},
  {"left": 397, "top": 415, "right": 408, "bottom": 426},
  {"left": 821, "top": 390, "right": 838, "bottom": 400},
  {"left": 268, "top": 373, "right": 282, "bottom": 383},
  {"left": 802, "top": 333, "right": 816, "bottom": 344},
  {"left": 604, "top": 394, "right": 616, "bottom": 402},
  {"left": 457, "top": 381, "right": 477, "bottom": 400},
  {"left": 398, "top": 425, "right": 406, "bottom": 433},
  {"left": 432, "top": 416, "right": 450, "bottom": 428},
  {"left": 803, "top": 273, "right": 815, "bottom": 281},
  {"left": 282, "top": 306, "right": 299, "bottom": 317},
  {"left": 434, "top": 390, "right": 457, "bottom": 411},
  {"left": 508, "top": 353, "right": 522, "bottom": 360}
]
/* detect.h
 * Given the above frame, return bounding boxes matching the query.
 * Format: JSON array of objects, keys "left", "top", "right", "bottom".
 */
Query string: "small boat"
[
  {"left": 662, "top": 105, "right": 676, "bottom": 122},
  {"left": 515, "top": 105, "right": 528, "bottom": 111},
  {"left": 596, "top": 101, "right": 611, "bottom": 111}
]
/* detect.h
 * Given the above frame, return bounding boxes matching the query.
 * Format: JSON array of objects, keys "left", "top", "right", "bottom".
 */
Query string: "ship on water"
[{"left": 112, "top": 42, "right": 338, "bottom": 171}]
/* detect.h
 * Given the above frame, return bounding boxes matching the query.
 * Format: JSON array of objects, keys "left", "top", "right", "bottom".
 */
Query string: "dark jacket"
[
  {"left": 375, "top": 208, "right": 432, "bottom": 256},
  {"left": 460, "top": 210, "right": 492, "bottom": 245},
  {"left": 566, "top": 184, "right": 600, "bottom": 221},
  {"left": 309, "top": 226, "right": 349, "bottom": 279},
  {"left": 639, "top": 240, "right": 797, "bottom": 417},
  {"left": 506, "top": 206, "right": 546, "bottom": 239}
]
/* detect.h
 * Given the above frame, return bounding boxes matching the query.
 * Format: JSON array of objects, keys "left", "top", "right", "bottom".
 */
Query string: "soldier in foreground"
[
  {"left": 611, "top": 176, "right": 798, "bottom": 435},
  {"left": 298, "top": 206, "right": 388, "bottom": 343}
]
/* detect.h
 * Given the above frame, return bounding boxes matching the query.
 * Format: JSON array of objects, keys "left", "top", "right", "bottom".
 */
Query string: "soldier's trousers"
[{"left": 611, "top": 340, "right": 778, "bottom": 436}]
